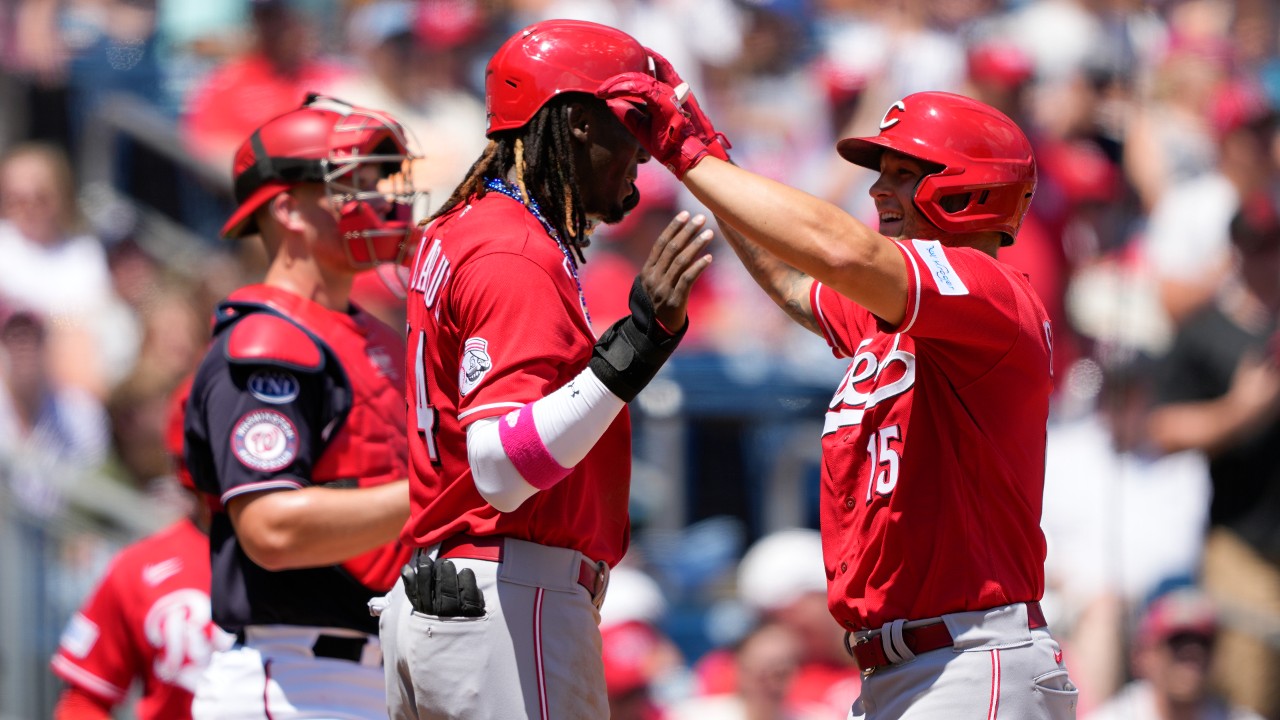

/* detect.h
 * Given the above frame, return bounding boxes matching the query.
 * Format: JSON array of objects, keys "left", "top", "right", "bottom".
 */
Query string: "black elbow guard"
[{"left": 589, "top": 277, "right": 687, "bottom": 402}]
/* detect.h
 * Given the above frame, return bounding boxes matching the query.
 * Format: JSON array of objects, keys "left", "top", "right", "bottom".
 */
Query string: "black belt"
[{"left": 234, "top": 629, "right": 370, "bottom": 663}]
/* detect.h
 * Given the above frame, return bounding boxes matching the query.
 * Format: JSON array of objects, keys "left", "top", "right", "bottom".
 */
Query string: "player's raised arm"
[
  {"left": 597, "top": 68, "right": 909, "bottom": 327},
  {"left": 715, "top": 216, "right": 821, "bottom": 335}
]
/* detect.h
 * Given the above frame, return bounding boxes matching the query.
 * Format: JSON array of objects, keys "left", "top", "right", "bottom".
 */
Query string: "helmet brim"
[
  {"left": 221, "top": 180, "right": 292, "bottom": 239},
  {"left": 835, "top": 136, "right": 891, "bottom": 171}
]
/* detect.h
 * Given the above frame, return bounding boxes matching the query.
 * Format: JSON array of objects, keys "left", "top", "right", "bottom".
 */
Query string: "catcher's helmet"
[
  {"left": 222, "top": 94, "right": 423, "bottom": 268},
  {"left": 484, "top": 19, "right": 651, "bottom": 136},
  {"left": 837, "top": 91, "right": 1036, "bottom": 245}
]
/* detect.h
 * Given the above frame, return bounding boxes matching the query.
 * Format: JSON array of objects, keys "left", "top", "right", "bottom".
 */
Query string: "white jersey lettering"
[
  {"left": 824, "top": 335, "right": 916, "bottom": 435},
  {"left": 410, "top": 237, "right": 452, "bottom": 315}
]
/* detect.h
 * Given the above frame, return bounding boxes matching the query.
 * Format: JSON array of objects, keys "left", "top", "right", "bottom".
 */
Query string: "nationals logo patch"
[
  {"left": 231, "top": 410, "right": 298, "bottom": 472},
  {"left": 247, "top": 370, "right": 300, "bottom": 404},
  {"left": 458, "top": 337, "right": 492, "bottom": 396}
]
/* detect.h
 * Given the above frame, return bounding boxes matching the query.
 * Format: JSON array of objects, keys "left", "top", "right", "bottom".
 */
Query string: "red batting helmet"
[
  {"left": 837, "top": 91, "right": 1036, "bottom": 244},
  {"left": 485, "top": 19, "right": 651, "bottom": 135},
  {"left": 223, "top": 94, "right": 424, "bottom": 267}
]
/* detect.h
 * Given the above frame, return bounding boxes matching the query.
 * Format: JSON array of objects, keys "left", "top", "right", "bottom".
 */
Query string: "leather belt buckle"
[{"left": 843, "top": 630, "right": 876, "bottom": 676}]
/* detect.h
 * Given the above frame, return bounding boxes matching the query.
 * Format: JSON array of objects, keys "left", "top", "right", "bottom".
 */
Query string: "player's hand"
[
  {"left": 596, "top": 73, "right": 712, "bottom": 179},
  {"left": 588, "top": 212, "right": 712, "bottom": 402},
  {"left": 641, "top": 211, "right": 714, "bottom": 333},
  {"left": 644, "top": 47, "right": 731, "bottom": 161}
]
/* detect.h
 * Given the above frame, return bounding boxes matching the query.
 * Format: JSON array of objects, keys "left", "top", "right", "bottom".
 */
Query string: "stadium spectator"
[
  {"left": 1086, "top": 587, "right": 1264, "bottom": 720},
  {"left": 0, "top": 310, "right": 108, "bottom": 516},
  {"left": 0, "top": 141, "right": 136, "bottom": 396},
  {"left": 691, "top": 529, "right": 859, "bottom": 718},
  {"left": 1041, "top": 349, "right": 1211, "bottom": 713},
  {"left": 328, "top": 0, "right": 488, "bottom": 216},
  {"left": 1147, "top": 193, "right": 1280, "bottom": 717},
  {"left": 673, "top": 620, "right": 821, "bottom": 720},
  {"left": 1143, "top": 79, "right": 1279, "bottom": 325},
  {"left": 181, "top": 0, "right": 350, "bottom": 167}
]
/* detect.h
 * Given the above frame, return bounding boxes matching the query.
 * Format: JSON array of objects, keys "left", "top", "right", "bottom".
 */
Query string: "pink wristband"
[{"left": 497, "top": 404, "right": 572, "bottom": 491}]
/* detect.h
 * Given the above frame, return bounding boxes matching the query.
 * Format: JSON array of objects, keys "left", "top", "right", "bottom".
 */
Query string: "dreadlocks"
[{"left": 429, "top": 95, "right": 589, "bottom": 264}]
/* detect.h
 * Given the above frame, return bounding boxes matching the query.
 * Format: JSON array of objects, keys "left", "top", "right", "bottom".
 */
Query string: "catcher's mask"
[{"left": 222, "top": 94, "right": 427, "bottom": 270}]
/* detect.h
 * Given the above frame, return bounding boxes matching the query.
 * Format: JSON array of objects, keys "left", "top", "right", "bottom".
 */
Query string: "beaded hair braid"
[{"left": 429, "top": 95, "right": 590, "bottom": 264}]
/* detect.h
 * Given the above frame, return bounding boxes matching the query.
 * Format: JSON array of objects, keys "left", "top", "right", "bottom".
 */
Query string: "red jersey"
[
  {"left": 50, "top": 520, "right": 233, "bottom": 720},
  {"left": 810, "top": 239, "right": 1052, "bottom": 630},
  {"left": 403, "top": 190, "right": 632, "bottom": 566}
]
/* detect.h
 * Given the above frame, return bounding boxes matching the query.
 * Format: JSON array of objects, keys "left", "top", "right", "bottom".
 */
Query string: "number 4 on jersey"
[
  {"left": 413, "top": 330, "right": 441, "bottom": 464},
  {"left": 866, "top": 424, "right": 901, "bottom": 503}
]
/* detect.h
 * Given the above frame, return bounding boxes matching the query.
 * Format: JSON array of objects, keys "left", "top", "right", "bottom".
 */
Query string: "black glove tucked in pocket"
[{"left": 401, "top": 555, "right": 486, "bottom": 617}]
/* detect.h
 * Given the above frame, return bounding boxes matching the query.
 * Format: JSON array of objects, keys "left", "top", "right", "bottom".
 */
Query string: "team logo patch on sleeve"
[
  {"left": 231, "top": 410, "right": 298, "bottom": 472},
  {"left": 60, "top": 613, "right": 99, "bottom": 658},
  {"left": 912, "top": 239, "right": 969, "bottom": 296},
  {"left": 458, "top": 337, "right": 492, "bottom": 396},
  {"left": 247, "top": 370, "right": 300, "bottom": 404}
]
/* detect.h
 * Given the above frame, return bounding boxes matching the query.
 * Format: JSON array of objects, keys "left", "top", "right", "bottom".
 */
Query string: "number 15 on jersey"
[{"left": 866, "top": 424, "right": 901, "bottom": 503}]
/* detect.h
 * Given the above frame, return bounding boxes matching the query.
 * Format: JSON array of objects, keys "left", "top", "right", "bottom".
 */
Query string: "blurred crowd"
[{"left": 2, "top": 0, "right": 1280, "bottom": 717}]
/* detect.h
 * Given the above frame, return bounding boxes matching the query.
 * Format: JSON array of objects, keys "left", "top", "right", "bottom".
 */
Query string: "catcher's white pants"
[
  {"left": 191, "top": 625, "right": 386, "bottom": 720},
  {"left": 848, "top": 602, "right": 1078, "bottom": 719}
]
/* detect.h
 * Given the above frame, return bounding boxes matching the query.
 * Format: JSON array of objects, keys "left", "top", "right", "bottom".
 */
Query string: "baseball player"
[
  {"left": 50, "top": 380, "right": 231, "bottom": 720},
  {"left": 598, "top": 73, "right": 1077, "bottom": 717},
  {"left": 183, "top": 94, "right": 418, "bottom": 719},
  {"left": 378, "top": 20, "right": 712, "bottom": 720}
]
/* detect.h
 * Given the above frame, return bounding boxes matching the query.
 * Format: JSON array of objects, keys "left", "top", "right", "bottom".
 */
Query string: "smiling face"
[
  {"left": 868, "top": 149, "right": 947, "bottom": 241},
  {"left": 576, "top": 100, "right": 650, "bottom": 225}
]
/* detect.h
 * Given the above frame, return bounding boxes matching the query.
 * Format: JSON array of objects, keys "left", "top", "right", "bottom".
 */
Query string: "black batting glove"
[{"left": 430, "top": 559, "right": 486, "bottom": 618}]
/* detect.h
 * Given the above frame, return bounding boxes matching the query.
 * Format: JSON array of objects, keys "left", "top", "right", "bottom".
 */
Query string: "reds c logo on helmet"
[
  {"left": 484, "top": 20, "right": 652, "bottom": 136},
  {"left": 837, "top": 91, "right": 1036, "bottom": 245}
]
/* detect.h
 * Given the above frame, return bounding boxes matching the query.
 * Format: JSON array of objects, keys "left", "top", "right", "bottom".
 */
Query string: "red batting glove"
[
  {"left": 597, "top": 73, "right": 713, "bottom": 180},
  {"left": 644, "top": 47, "right": 732, "bottom": 162}
]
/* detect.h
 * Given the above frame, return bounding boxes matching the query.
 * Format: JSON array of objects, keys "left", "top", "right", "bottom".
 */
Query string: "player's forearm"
[
  {"left": 684, "top": 158, "right": 905, "bottom": 323},
  {"left": 467, "top": 366, "right": 626, "bottom": 512},
  {"left": 715, "top": 216, "right": 820, "bottom": 335},
  {"left": 231, "top": 480, "right": 409, "bottom": 570},
  {"left": 1146, "top": 400, "right": 1265, "bottom": 457}
]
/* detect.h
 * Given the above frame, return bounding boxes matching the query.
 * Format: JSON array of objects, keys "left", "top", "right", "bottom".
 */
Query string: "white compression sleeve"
[{"left": 467, "top": 367, "right": 626, "bottom": 512}]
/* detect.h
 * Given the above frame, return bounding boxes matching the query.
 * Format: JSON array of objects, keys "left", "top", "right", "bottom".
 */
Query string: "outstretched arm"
[
  {"left": 597, "top": 73, "right": 907, "bottom": 326},
  {"left": 688, "top": 158, "right": 906, "bottom": 326},
  {"left": 714, "top": 215, "right": 820, "bottom": 336}
]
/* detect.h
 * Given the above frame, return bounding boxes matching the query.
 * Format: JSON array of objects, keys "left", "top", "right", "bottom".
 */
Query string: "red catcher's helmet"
[
  {"left": 837, "top": 91, "right": 1036, "bottom": 245},
  {"left": 222, "top": 94, "right": 424, "bottom": 268},
  {"left": 485, "top": 19, "right": 651, "bottom": 135}
]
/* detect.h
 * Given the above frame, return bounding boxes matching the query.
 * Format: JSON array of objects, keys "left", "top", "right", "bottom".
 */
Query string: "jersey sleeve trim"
[
  {"left": 458, "top": 401, "right": 525, "bottom": 423},
  {"left": 221, "top": 478, "right": 306, "bottom": 504},
  {"left": 891, "top": 239, "right": 924, "bottom": 334},
  {"left": 810, "top": 281, "right": 845, "bottom": 359},
  {"left": 49, "top": 656, "right": 126, "bottom": 703}
]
